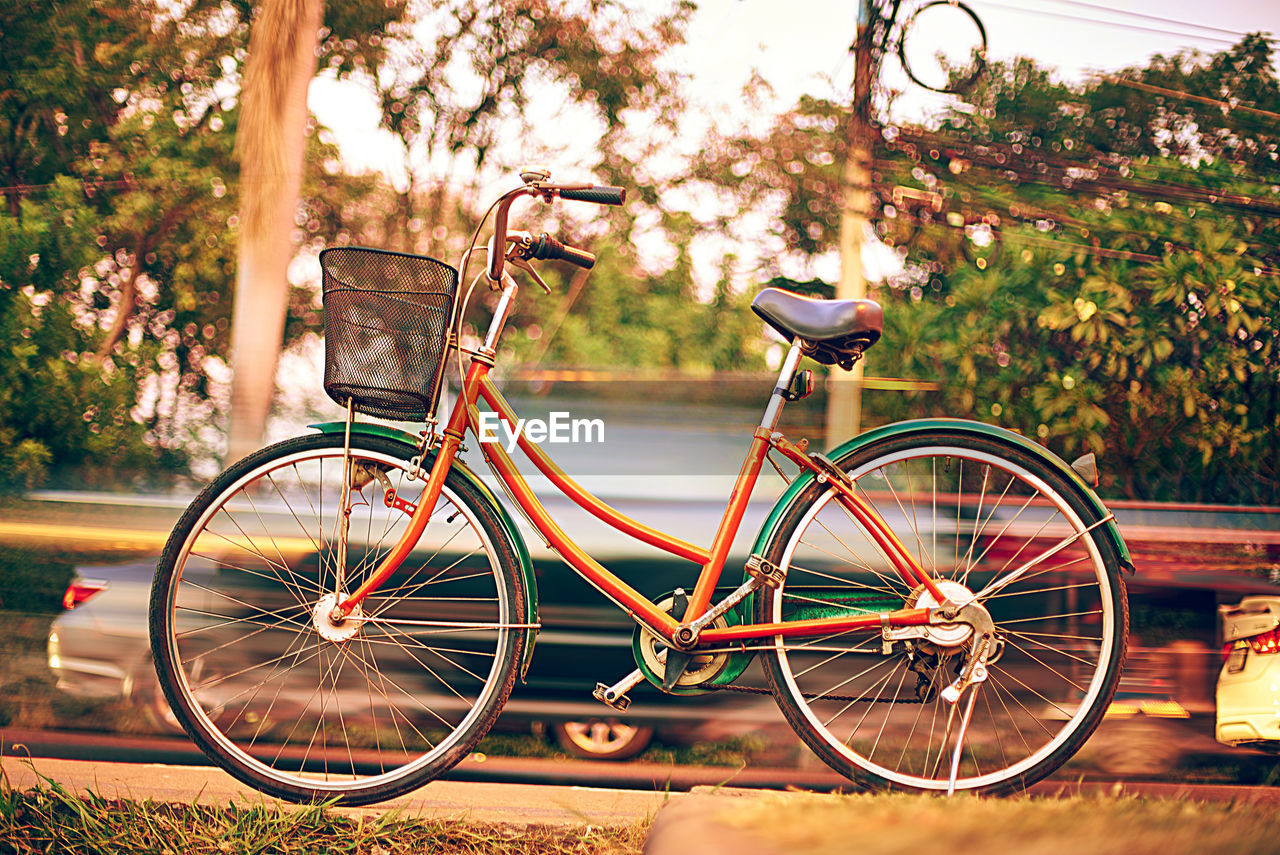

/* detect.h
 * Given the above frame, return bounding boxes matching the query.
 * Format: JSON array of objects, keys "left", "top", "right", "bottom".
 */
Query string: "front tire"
[
  {"left": 149, "top": 433, "right": 525, "bottom": 805},
  {"left": 758, "top": 430, "right": 1128, "bottom": 795}
]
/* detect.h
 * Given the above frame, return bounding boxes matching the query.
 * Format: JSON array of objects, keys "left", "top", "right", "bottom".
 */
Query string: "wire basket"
[{"left": 321, "top": 247, "right": 458, "bottom": 422}]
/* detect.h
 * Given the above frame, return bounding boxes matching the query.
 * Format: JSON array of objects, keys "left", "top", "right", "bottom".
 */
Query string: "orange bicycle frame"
[{"left": 338, "top": 352, "right": 942, "bottom": 646}]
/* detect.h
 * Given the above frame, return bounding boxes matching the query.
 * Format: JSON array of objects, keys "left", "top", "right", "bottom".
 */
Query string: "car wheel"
[
  {"left": 550, "top": 718, "right": 654, "bottom": 760},
  {"left": 134, "top": 663, "right": 184, "bottom": 734},
  {"left": 137, "top": 656, "right": 232, "bottom": 736}
]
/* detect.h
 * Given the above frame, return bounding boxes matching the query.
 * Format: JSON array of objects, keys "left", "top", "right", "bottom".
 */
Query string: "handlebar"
[
  {"left": 485, "top": 178, "right": 623, "bottom": 283},
  {"left": 529, "top": 233, "right": 595, "bottom": 269},
  {"left": 557, "top": 185, "right": 626, "bottom": 206}
]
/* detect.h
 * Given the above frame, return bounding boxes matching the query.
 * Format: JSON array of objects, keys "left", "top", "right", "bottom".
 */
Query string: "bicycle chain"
[{"left": 707, "top": 683, "right": 923, "bottom": 704}]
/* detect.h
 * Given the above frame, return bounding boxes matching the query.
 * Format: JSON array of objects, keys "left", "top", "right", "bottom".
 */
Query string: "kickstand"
[{"left": 946, "top": 683, "right": 981, "bottom": 796}]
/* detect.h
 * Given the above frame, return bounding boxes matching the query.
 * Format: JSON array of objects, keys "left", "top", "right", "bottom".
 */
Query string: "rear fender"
[
  {"left": 309, "top": 422, "right": 539, "bottom": 679},
  {"left": 750, "top": 418, "right": 1132, "bottom": 572}
]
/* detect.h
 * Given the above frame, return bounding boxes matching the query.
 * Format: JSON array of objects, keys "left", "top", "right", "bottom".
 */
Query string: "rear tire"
[
  {"left": 150, "top": 433, "right": 525, "bottom": 805},
  {"left": 758, "top": 430, "right": 1128, "bottom": 795}
]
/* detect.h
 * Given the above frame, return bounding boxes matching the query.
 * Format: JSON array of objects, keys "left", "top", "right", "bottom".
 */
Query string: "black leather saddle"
[{"left": 751, "top": 287, "right": 883, "bottom": 368}]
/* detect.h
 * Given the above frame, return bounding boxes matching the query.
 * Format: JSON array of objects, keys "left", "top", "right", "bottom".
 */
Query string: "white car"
[{"left": 1217, "top": 596, "right": 1280, "bottom": 747}]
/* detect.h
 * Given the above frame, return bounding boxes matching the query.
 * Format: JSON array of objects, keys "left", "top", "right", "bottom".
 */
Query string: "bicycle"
[{"left": 149, "top": 169, "right": 1131, "bottom": 805}]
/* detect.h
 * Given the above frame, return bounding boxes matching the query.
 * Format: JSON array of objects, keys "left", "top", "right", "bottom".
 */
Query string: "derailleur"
[
  {"left": 887, "top": 602, "right": 1004, "bottom": 705},
  {"left": 905, "top": 643, "right": 961, "bottom": 703}
]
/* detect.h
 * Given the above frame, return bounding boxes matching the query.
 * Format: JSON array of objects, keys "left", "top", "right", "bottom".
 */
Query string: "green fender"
[
  {"left": 749, "top": 418, "right": 1134, "bottom": 572},
  {"left": 309, "top": 422, "right": 539, "bottom": 679}
]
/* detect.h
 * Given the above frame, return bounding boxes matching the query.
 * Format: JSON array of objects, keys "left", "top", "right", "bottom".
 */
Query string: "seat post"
[{"left": 760, "top": 342, "right": 805, "bottom": 433}]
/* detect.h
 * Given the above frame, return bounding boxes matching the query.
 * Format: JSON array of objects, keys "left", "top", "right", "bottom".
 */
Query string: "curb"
[
  {"left": 641, "top": 779, "right": 1280, "bottom": 855},
  {"left": 642, "top": 790, "right": 805, "bottom": 855}
]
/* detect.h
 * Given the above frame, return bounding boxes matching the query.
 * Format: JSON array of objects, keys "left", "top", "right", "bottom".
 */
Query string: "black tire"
[
  {"left": 757, "top": 430, "right": 1128, "bottom": 795},
  {"left": 149, "top": 433, "right": 526, "bottom": 805}
]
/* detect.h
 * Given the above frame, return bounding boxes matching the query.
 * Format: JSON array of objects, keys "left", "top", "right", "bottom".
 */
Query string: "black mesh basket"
[{"left": 321, "top": 247, "right": 458, "bottom": 422}]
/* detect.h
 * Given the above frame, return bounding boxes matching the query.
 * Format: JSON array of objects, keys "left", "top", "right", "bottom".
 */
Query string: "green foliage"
[
  {"left": 0, "top": 0, "right": 406, "bottom": 485},
  {"left": 696, "top": 35, "right": 1280, "bottom": 503},
  {"left": 865, "top": 39, "right": 1280, "bottom": 503},
  {"left": 0, "top": 284, "right": 180, "bottom": 491},
  {"left": 487, "top": 232, "right": 766, "bottom": 372}
]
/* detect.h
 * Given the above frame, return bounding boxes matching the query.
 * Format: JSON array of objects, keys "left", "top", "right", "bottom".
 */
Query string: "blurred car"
[
  {"left": 46, "top": 558, "right": 764, "bottom": 759},
  {"left": 1216, "top": 595, "right": 1280, "bottom": 748},
  {"left": 47, "top": 562, "right": 179, "bottom": 730}
]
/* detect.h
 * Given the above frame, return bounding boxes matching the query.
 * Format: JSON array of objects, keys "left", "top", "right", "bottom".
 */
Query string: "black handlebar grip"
[
  {"left": 531, "top": 233, "right": 596, "bottom": 269},
  {"left": 558, "top": 185, "right": 626, "bottom": 206}
]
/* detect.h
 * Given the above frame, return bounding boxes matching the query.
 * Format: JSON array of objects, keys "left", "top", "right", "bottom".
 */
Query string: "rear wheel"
[
  {"left": 759, "top": 430, "right": 1127, "bottom": 794},
  {"left": 150, "top": 433, "right": 525, "bottom": 805}
]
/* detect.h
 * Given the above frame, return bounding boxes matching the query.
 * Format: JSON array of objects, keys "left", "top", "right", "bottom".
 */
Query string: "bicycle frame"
[{"left": 333, "top": 278, "right": 949, "bottom": 651}]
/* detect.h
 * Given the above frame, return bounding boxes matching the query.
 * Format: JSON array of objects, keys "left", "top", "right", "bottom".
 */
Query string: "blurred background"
[{"left": 1, "top": 0, "right": 1279, "bottom": 780}]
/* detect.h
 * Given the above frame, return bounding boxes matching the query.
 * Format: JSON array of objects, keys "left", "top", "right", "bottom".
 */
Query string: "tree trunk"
[{"left": 226, "top": 0, "right": 325, "bottom": 463}]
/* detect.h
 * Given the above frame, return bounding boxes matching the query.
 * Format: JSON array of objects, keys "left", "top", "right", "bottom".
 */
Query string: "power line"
[
  {"left": 886, "top": 132, "right": 1280, "bottom": 218},
  {"left": 871, "top": 169, "right": 1280, "bottom": 269},
  {"left": 1035, "top": 0, "right": 1272, "bottom": 42},
  {"left": 968, "top": 0, "right": 1259, "bottom": 47}
]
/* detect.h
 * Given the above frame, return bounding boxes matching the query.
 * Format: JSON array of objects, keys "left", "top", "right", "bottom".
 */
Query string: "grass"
[
  {"left": 8, "top": 767, "right": 1280, "bottom": 855},
  {"left": 713, "top": 790, "right": 1280, "bottom": 855},
  {"left": 475, "top": 732, "right": 772, "bottom": 768},
  {"left": 0, "top": 767, "right": 648, "bottom": 855}
]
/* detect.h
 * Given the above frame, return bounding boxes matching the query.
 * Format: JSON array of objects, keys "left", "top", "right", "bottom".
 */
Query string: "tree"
[
  {"left": 0, "top": 0, "right": 242, "bottom": 487},
  {"left": 226, "top": 0, "right": 327, "bottom": 463},
  {"left": 0, "top": 0, "right": 403, "bottom": 485},
  {"left": 689, "top": 37, "right": 1280, "bottom": 504}
]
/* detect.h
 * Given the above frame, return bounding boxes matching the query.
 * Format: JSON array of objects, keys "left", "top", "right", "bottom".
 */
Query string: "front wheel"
[
  {"left": 149, "top": 433, "right": 525, "bottom": 805},
  {"left": 758, "top": 430, "right": 1128, "bottom": 795}
]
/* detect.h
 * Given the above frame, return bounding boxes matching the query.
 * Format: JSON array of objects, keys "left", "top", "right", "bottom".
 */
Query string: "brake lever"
[{"left": 507, "top": 256, "right": 552, "bottom": 294}]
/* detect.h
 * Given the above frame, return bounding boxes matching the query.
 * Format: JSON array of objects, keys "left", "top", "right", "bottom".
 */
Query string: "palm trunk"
[{"left": 226, "top": 0, "right": 325, "bottom": 463}]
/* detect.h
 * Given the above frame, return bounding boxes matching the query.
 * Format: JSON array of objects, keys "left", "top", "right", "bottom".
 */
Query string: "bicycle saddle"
[{"left": 751, "top": 287, "right": 883, "bottom": 368}]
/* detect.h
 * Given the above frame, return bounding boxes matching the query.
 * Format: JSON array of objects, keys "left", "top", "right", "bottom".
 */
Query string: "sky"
[{"left": 673, "top": 0, "right": 1280, "bottom": 116}]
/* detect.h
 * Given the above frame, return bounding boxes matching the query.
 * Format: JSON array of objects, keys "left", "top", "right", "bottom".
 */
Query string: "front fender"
[
  {"left": 750, "top": 418, "right": 1134, "bottom": 573},
  {"left": 309, "top": 422, "right": 539, "bottom": 678}
]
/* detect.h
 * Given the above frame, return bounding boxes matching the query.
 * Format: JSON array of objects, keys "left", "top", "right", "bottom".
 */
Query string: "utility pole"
[{"left": 824, "top": 0, "right": 877, "bottom": 449}]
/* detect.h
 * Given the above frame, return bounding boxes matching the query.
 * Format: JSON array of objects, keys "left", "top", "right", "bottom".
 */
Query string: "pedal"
[
  {"left": 746, "top": 555, "right": 786, "bottom": 589},
  {"left": 593, "top": 683, "right": 632, "bottom": 712},
  {"left": 593, "top": 667, "right": 645, "bottom": 712}
]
